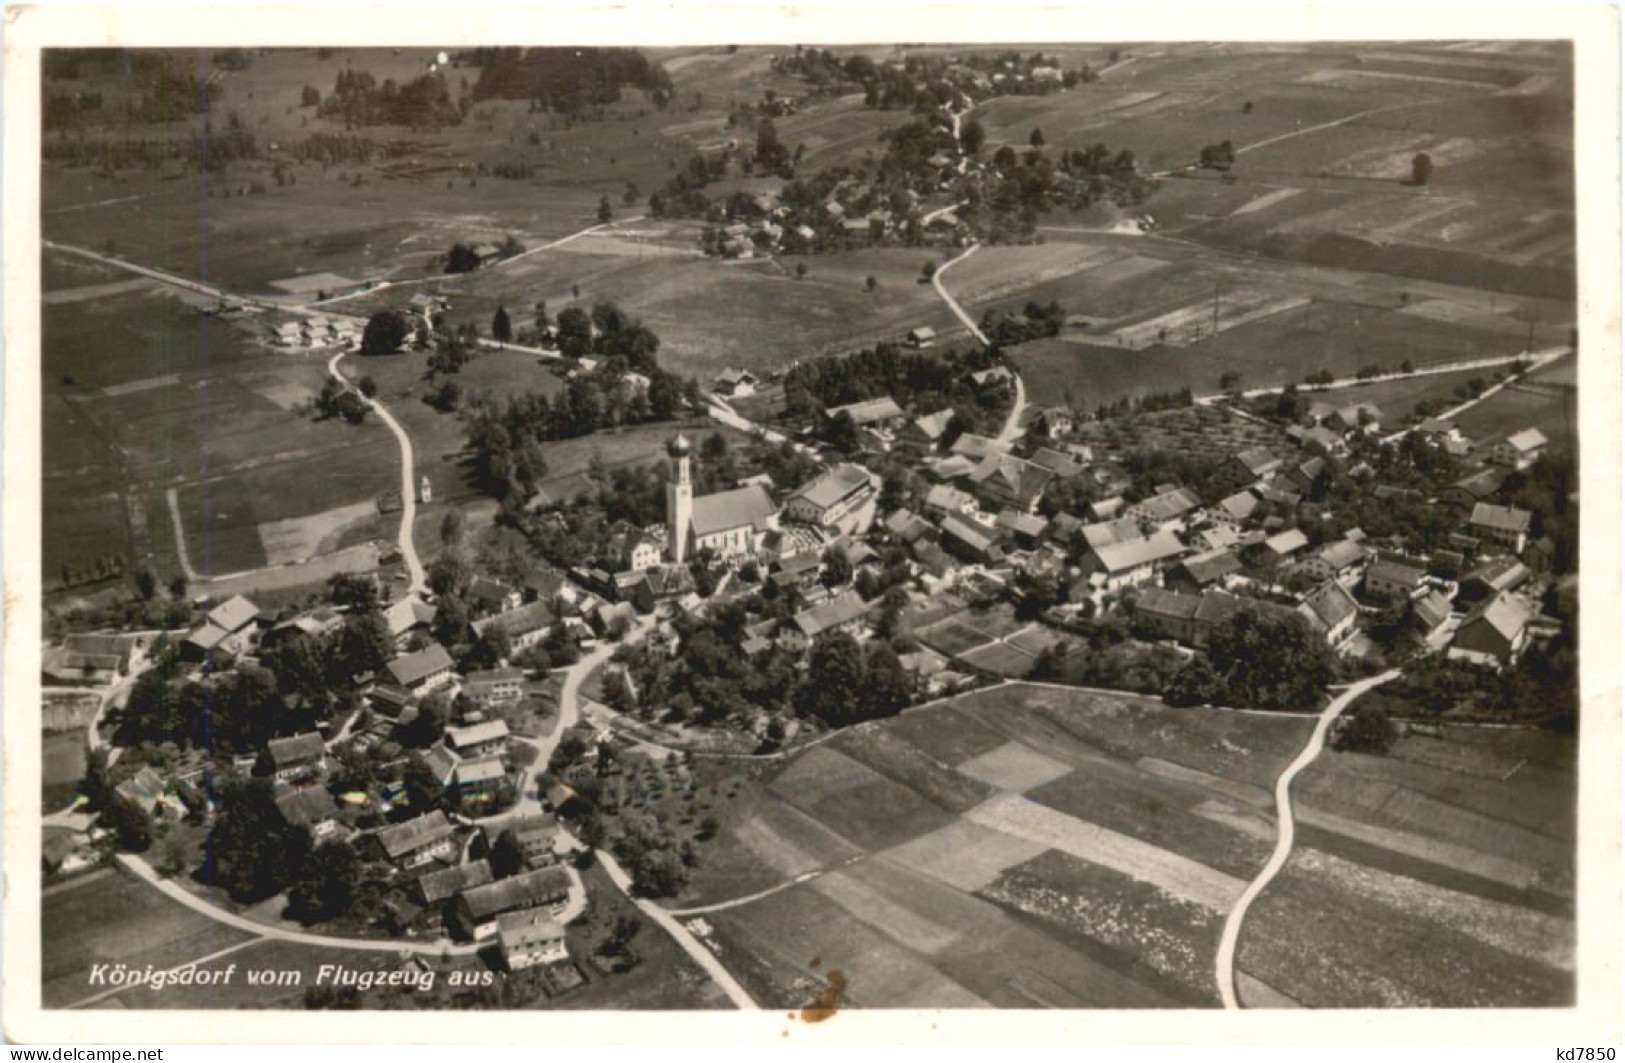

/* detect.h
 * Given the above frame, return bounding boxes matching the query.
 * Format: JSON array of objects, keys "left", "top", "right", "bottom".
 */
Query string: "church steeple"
[{"left": 666, "top": 433, "right": 693, "bottom": 563}]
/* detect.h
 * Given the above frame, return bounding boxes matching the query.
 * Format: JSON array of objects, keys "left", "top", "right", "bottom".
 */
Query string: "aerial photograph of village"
[{"left": 35, "top": 40, "right": 1580, "bottom": 1013}]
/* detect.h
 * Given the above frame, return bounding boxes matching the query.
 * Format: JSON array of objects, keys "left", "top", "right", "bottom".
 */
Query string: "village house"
[
  {"left": 445, "top": 719, "right": 510, "bottom": 760},
  {"left": 451, "top": 865, "right": 573, "bottom": 941},
  {"left": 1211, "top": 490, "right": 1260, "bottom": 526},
  {"left": 1364, "top": 557, "right": 1429, "bottom": 603},
  {"left": 950, "top": 433, "right": 1006, "bottom": 461},
  {"left": 825, "top": 396, "right": 908, "bottom": 432},
  {"left": 264, "top": 732, "right": 328, "bottom": 782},
  {"left": 968, "top": 452, "right": 1054, "bottom": 513},
  {"left": 181, "top": 594, "right": 262, "bottom": 661},
  {"left": 1028, "top": 446, "right": 1086, "bottom": 481},
  {"left": 1469, "top": 502, "right": 1533, "bottom": 555},
  {"left": 896, "top": 408, "right": 956, "bottom": 452},
  {"left": 274, "top": 783, "right": 342, "bottom": 841},
  {"left": 1459, "top": 556, "right": 1532, "bottom": 604},
  {"left": 384, "top": 643, "right": 456, "bottom": 693},
  {"left": 995, "top": 509, "right": 1049, "bottom": 551},
  {"left": 1410, "top": 590, "right": 1454, "bottom": 639},
  {"left": 780, "top": 591, "right": 874, "bottom": 653},
  {"left": 114, "top": 767, "right": 171, "bottom": 819},
  {"left": 43, "top": 633, "right": 137, "bottom": 686},
  {"left": 370, "top": 810, "right": 458, "bottom": 870},
  {"left": 1135, "top": 587, "right": 1202, "bottom": 644},
  {"left": 1126, "top": 487, "right": 1203, "bottom": 531},
  {"left": 591, "top": 600, "right": 637, "bottom": 638},
  {"left": 384, "top": 598, "right": 438, "bottom": 647},
  {"left": 416, "top": 859, "right": 494, "bottom": 906},
  {"left": 262, "top": 608, "right": 344, "bottom": 652},
  {"left": 629, "top": 564, "right": 693, "bottom": 614},
  {"left": 452, "top": 757, "right": 509, "bottom": 808},
  {"left": 1077, "top": 530, "right": 1188, "bottom": 594},
  {"left": 783, "top": 462, "right": 879, "bottom": 535},
  {"left": 1416, "top": 417, "right": 1465, "bottom": 445},
  {"left": 606, "top": 521, "right": 665, "bottom": 573},
  {"left": 367, "top": 684, "right": 414, "bottom": 719},
  {"left": 490, "top": 815, "right": 562, "bottom": 869},
  {"left": 1301, "top": 539, "right": 1369, "bottom": 586},
  {"left": 924, "top": 483, "right": 980, "bottom": 518},
  {"left": 1252, "top": 528, "right": 1309, "bottom": 568},
  {"left": 1218, "top": 448, "right": 1283, "bottom": 493},
  {"left": 463, "top": 668, "right": 525, "bottom": 706},
  {"left": 471, "top": 601, "right": 557, "bottom": 653},
  {"left": 1298, "top": 580, "right": 1361, "bottom": 649},
  {"left": 498, "top": 911, "right": 569, "bottom": 971},
  {"left": 1449, "top": 592, "right": 1535, "bottom": 668},
  {"left": 1036, "top": 406, "right": 1075, "bottom": 438},
  {"left": 1164, "top": 551, "right": 1245, "bottom": 596},
  {"left": 1489, "top": 427, "right": 1549, "bottom": 470},
  {"left": 466, "top": 577, "right": 523, "bottom": 617},
  {"left": 940, "top": 512, "right": 1005, "bottom": 565},
  {"left": 1443, "top": 467, "right": 1509, "bottom": 511}
]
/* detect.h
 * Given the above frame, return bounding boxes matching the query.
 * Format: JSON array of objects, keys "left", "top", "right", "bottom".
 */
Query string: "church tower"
[{"left": 666, "top": 433, "right": 693, "bottom": 563}]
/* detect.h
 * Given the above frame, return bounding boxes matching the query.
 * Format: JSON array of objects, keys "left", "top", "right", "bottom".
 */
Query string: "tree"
[
  {"left": 628, "top": 847, "right": 688, "bottom": 897},
  {"left": 960, "top": 116, "right": 986, "bottom": 155},
  {"left": 603, "top": 913, "right": 642, "bottom": 957},
  {"left": 598, "top": 195, "right": 614, "bottom": 223},
  {"left": 921, "top": 261, "right": 937, "bottom": 282},
  {"left": 402, "top": 753, "right": 446, "bottom": 811},
  {"left": 105, "top": 797, "right": 153, "bottom": 852},
  {"left": 1410, "top": 152, "right": 1433, "bottom": 186},
  {"left": 207, "top": 779, "right": 312, "bottom": 901},
  {"left": 445, "top": 242, "right": 482, "bottom": 273},
  {"left": 334, "top": 391, "right": 369, "bottom": 424},
  {"left": 492, "top": 305, "right": 512, "bottom": 342},
  {"left": 135, "top": 566, "right": 159, "bottom": 600},
  {"left": 1242, "top": 100, "right": 1254, "bottom": 114},
  {"left": 797, "top": 630, "right": 867, "bottom": 726},
  {"left": 357, "top": 376, "right": 378, "bottom": 398},
  {"left": 1334, "top": 704, "right": 1398, "bottom": 755},
  {"left": 554, "top": 306, "right": 592, "bottom": 360},
  {"left": 862, "top": 642, "right": 914, "bottom": 719},
  {"left": 865, "top": 275, "right": 877, "bottom": 293},
  {"left": 360, "top": 310, "right": 411, "bottom": 355},
  {"left": 301, "top": 85, "right": 321, "bottom": 108},
  {"left": 795, "top": 262, "right": 808, "bottom": 280},
  {"left": 286, "top": 840, "right": 362, "bottom": 923},
  {"left": 1029, "top": 127, "right": 1045, "bottom": 149},
  {"left": 1219, "top": 371, "right": 1243, "bottom": 392},
  {"left": 1205, "top": 607, "right": 1334, "bottom": 711},
  {"left": 820, "top": 545, "right": 852, "bottom": 588},
  {"left": 489, "top": 828, "right": 525, "bottom": 878}
]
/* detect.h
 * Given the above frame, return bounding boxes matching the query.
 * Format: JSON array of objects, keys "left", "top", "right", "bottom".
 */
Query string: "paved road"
[
  {"left": 1213, "top": 670, "right": 1401, "bottom": 1009},
  {"left": 326, "top": 351, "right": 425, "bottom": 594}
]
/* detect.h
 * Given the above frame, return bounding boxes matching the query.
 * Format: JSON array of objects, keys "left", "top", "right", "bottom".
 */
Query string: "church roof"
[{"left": 690, "top": 484, "right": 778, "bottom": 539}]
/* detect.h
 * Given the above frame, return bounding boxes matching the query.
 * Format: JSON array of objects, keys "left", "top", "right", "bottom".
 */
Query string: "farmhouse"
[
  {"left": 1301, "top": 539, "right": 1368, "bottom": 585},
  {"left": 182, "top": 594, "right": 262, "bottom": 660},
  {"left": 1078, "top": 530, "right": 1188, "bottom": 593},
  {"left": 1028, "top": 446, "right": 1086, "bottom": 480},
  {"left": 994, "top": 509, "right": 1049, "bottom": 550},
  {"left": 464, "top": 668, "right": 525, "bottom": 705},
  {"left": 490, "top": 815, "right": 561, "bottom": 869},
  {"left": 1135, "top": 587, "right": 1202, "bottom": 644},
  {"left": 826, "top": 396, "right": 907, "bottom": 428},
  {"left": 385, "top": 643, "right": 456, "bottom": 693},
  {"left": 1411, "top": 591, "right": 1454, "bottom": 637},
  {"left": 370, "top": 810, "right": 457, "bottom": 869},
  {"left": 906, "top": 326, "right": 938, "bottom": 348},
  {"left": 939, "top": 512, "right": 1005, "bottom": 565},
  {"left": 471, "top": 601, "right": 557, "bottom": 653},
  {"left": 1365, "top": 557, "right": 1428, "bottom": 603},
  {"left": 924, "top": 483, "right": 979, "bottom": 518},
  {"left": 950, "top": 433, "right": 1006, "bottom": 461},
  {"left": 1490, "top": 428, "right": 1549, "bottom": 470},
  {"left": 1460, "top": 556, "right": 1532, "bottom": 603},
  {"left": 897, "top": 409, "right": 955, "bottom": 452},
  {"left": 498, "top": 911, "right": 569, "bottom": 970},
  {"left": 1298, "top": 580, "right": 1361, "bottom": 649},
  {"left": 451, "top": 865, "right": 573, "bottom": 941},
  {"left": 264, "top": 732, "right": 328, "bottom": 782},
  {"left": 466, "top": 577, "right": 522, "bottom": 617},
  {"left": 1443, "top": 467, "right": 1509, "bottom": 510},
  {"left": 784, "top": 591, "right": 874, "bottom": 650},
  {"left": 1212, "top": 490, "right": 1261, "bottom": 525},
  {"left": 1449, "top": 592, "right": 1535, "bottom": 668},
  {"left": 783, "top": 462, "right": 879, "bottom": 534},
  {"left": 274, "top": 784, "right": 342, "bottom": 841},
  {"left": 445, "top": 719, "right": 510, "bottom": 760},
  {"left": 452, "top": 757, "right": 509, "bottom": 807},
  {"left": 417, "top": 859, "right": 494, "bottom": 906},
  {"left": 968, "top": 453, "right": 1053, "bottom": 513},
  {"left": 1126, "top": 487, "right": 1202, "bottom": 530},
  {"left": 971, "top": 366, "right": 1014, "bottom": 388},
  {"left": 43, "top": 633, "right": 136, "bottom": 685},
  {"left": 1165, "top": 551, "right": 1244, "bottom": 595},
  {"left": 1254, "top": 529, "right": 1309, "bottom": 567},
  {"left": 1219, "top": 448, "right": 1283, "bottom": 491},
  {"left": 1469, "top": 502, "right": 1533, "bottom": 555}
]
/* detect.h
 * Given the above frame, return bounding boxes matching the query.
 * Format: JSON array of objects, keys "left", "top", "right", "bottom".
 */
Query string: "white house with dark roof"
[
  {"left": 1364, "top": 557, "right": 1428, "bottom": 603},
  {"left": 445, "top": 719, "right": 510, "bottom": 760},
  {"left": 825, "top": 396, "right": 907, "bottom": 429},
  {"left": 464, "top": 668, "right": 525, "bottom": 705},
  {"left": 498, "top": 910, "right": 569, "bottom": 970},
  {"left": 370, "top": 810, "right": 457, "bottom": 869},
  {"left": 1078, "top": 530, "right": 1188, "bottom": 593},
  {"left": 265, "top": 732, "right": 328, "bottom": 781},
  {"left": 1301, "top": 539, "right": 1369, "bottom": 586}
]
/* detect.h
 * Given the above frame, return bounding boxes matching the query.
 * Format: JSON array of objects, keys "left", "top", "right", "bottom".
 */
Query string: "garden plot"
[{"left": 882, "top": 820, "right": 1049, "bottom": 893}]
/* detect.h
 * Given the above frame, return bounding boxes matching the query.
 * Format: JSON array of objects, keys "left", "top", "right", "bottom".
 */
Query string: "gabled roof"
[
  {"left": 924, "top": 484, "right": 976, "bottom": 511},
  {"left": 466, "top": 668, "right": 525, "bottom": 686},
  {"left": 374, "top": 810, "right": 455, "bottom": 859},
  {"left": 1503, "top": 427, "right": 1549, "bottom": 453},
  {"left": 497, "top": 910, "right": 566, "bottom": 950},
  {"left": 1082, "top": 516, "right": 1144, "bottom": 551},
  {"left": 1137, "top": 587, "right": 1202, "bottom": 621},
  {"left": 1028, "top": 447, "right": 1084, "bottom": 478},
  {"left": 1464, "top": 555, "right": 1531, "bottom": 591},
  {"left": 826, "top": 397, "right": 905, "bottom": 426},
  {"left": 446, "top": 719, "right": 510, "bottom": 750},
  {"left": 1461, "top": 592, "right": 1534, "bottom": 643},
  {"left": 793, "top": 592, "right": 873, "bottom": 638},
  {"left": 910, "top": 409, "right": 955, "bottom": 441},
  {"left": 419, "top": 859, "right": 494, "bottom": 903},
  {"left": 1367, "top": 557, "right": 1426, "bottom": 586},
  {"left": 690, "top": 484, "right": 778, "bottom": 539},
  {"left": 1264, "top": 529, "right": 1309, "bottom": 556},
  {"left": 267, "top": 732, "right": 326, "bottom": 768},
  {"left": 206, "top": 595, "right": 260, "bottom": 633},
  {"left": 1470, "top": 502, "right": 1533, "bottom": 534},
  {"left": 466, "top": 577, "right": 516, "bottom": 605},
  {"left": 386, "top": 643, "right": 454, "bottom": 687},
  {"left": 458, "top": 865, "right": 572, "bottom": 921},
  {"left": 1315, "top": 539, "right": 1367, "bottom": 571},
  {"left": 1299, "top": 580, "right": 1358, "bottom": 631},
  {"left": 1450, "top": 467, "right": 1508, "bottom": 500},
  {"left": 968, "top": 453, "right": 1053, "bottom": 506},
  {"left": 941, "top": 512, "right": 1002, "bottom": 556},
  {"left": 787, "top": 463, "right": 873, "bottom": 511},
  {"left": 1130, "top": 487, "right": 1201, "bottom": 524},
  {"left": 455, "top": 757, "right": 508, "bottom": 785},
  {"left": 473, "top": 601, "right": 556, "bottom": 639},
  {"left": 1216, "top": 491, "right": 1260, "bottom": 521},
  {"left": 1232, "top": 447, "right": 1282, "bottom": 476},
  {"left": 385, "top": 597, "right": 438, "bottom": 638},
  {"left": 1179, "top": 551, "right": 1243, "bottom": 586},
  {"left": 995, "top": 509, "right": 1049, "bottom": 538},
  {"left": 275, "top": 785, "right": 338, "bottom": 828},
  {"left": 1093, "top": 530, "right": 1187, "bottom": 574},
  {"left": 950, "top": 433, "right": 1004, "bottom": 460},
  {"left": 1412, "top": 591, "right": 1452, "bottom": 630}
]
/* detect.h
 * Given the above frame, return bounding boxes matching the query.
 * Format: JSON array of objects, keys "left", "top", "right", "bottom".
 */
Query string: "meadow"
[{"left": 685, "top": 683, "right": 1576, "bottom": 1009}]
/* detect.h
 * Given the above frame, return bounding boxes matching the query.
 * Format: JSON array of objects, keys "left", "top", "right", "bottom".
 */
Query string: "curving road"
[
  {"left": 326, "top": 350, "right": 425, "bottom": 595},
  {"left": 930, "top": 245, "right": 1029, "bottom": 444},
  {"left": 1213, "top": 670, "right": 1401, "bottom": 1009}
]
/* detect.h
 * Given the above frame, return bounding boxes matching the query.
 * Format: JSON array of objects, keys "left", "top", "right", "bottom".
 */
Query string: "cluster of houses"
[{"left": 268, "top": 314, "right": 362, "bottom": 351}]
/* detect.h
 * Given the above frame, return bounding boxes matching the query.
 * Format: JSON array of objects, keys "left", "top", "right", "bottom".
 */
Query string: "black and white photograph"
[{"left": 3, "top": 2, "right": 1619, "bottom": 1043}]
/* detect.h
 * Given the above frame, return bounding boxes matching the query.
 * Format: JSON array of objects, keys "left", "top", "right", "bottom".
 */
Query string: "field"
[
  {"left": 43, "top": 731, "right": 88, "bottom": 812},
  {"left": 1455, "top": 378, "right": 1579, "bottom": 452},
  {"left": 685, "top": 683, "right": 1576, "bottom": 1009}
]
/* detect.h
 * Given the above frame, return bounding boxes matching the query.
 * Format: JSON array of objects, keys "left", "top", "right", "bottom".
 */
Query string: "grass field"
[
  {"left": 692, "top": 683, "right": 1574, "bottom": 1008},
  {"left": 1454, "top": 380, "right": 1578, "bottom": 451},
  {"left": 43, "top": 731, "right": 88, "bottom": 811}
]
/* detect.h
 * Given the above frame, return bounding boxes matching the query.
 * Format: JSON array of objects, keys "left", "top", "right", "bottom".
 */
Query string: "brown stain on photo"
[{"left": 798, "top": 968, "right": 848, "bottom": 1023}]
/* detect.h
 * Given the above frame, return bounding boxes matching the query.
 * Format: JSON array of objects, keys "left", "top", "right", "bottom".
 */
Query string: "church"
[{"left": 665, "top": 433, "right": 780, "bottom": 564}]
